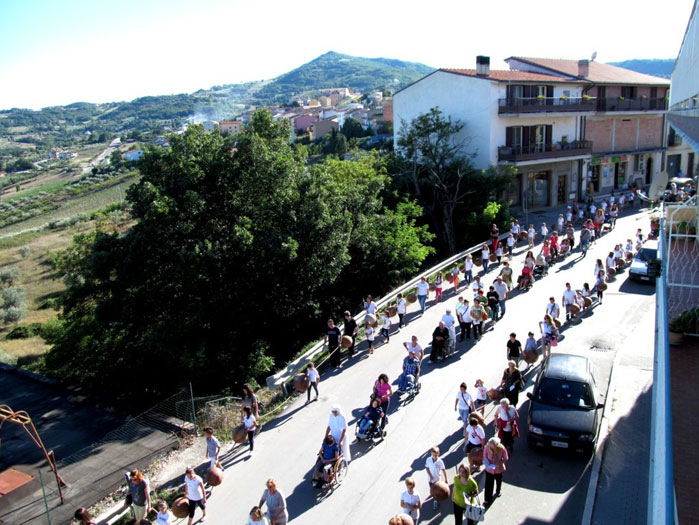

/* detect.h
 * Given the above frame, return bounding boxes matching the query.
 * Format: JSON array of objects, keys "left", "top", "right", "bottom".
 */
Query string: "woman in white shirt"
[
  {"left": 463, "top": 255, "right": 474, "bottom": 284},
  {"left": 403, "top": 336, "right": 423, "bottom": 361},
  {"left": 416, "top": 277, "right": 429, "bottom": 315},
  {"left": 243, "top": 407, "right": 257, "bottom": 454},
  {"left": 540, "top": 222, "right": 549, "bottom": 238},
  {"left": 396, "top": 293, "right": 407, "bottom": 329},
  {"left": 364, "top": 295, "right": 377, "bottom": 315},
  {"left": 183, "top": 467, "right": 207, "bottom": 525},
  {"left": 454, "top": 382, "right": 475, "bottom": 424},
  {"left": 463, "top": 417, "right": 486, "bottom": 454}
]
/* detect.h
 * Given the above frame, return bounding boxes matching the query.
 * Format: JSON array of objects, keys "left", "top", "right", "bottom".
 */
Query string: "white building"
[
  {"left": 395, "top": 55, "right": 669, "bottom": 209},
  {"left": 125, "top": 150, "right": 144, "bottom": 162}
]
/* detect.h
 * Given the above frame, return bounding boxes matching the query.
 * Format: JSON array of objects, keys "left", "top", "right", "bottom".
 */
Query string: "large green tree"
[
  {"left": 44, "top": 110, "right": 432, "bottom": 403},
  {"left": 396, "top": 107, "right": 515, "bottom": 255}
]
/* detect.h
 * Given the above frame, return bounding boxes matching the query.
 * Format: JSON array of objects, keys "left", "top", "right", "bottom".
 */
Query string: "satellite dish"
[
  {"left": 648, "top": 170, "right": 669, "bottom": 201},
  {"left": 591, "top": 51, "right": 597, "bottom": 62}
]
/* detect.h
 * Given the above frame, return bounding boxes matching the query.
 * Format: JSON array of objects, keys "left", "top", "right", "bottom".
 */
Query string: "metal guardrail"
[
  {"left": 266, "top": 233, "right": 508, "bottom": 390},
  {"left": 648, "top": 207, "right": 678, "bottom": 525}
]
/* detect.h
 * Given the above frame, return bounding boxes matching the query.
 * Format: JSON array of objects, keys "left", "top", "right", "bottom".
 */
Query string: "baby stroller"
[
  {"left": 533, "top": 257, "right": 548, "bottom": 279},
  {"left": 517, "top": 266, "right": 533, "bottom": 290},
  {"left": 558, "top": 239, "right": 571, "bottom": 259}
]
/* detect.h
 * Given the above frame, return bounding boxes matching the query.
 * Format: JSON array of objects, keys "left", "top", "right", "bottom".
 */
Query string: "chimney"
[
  {"left": 476, "top": 55, "right": 490, "bottom": 76},
  {"left": 578, "top": 59, "right": 589, "bottom": 78}
]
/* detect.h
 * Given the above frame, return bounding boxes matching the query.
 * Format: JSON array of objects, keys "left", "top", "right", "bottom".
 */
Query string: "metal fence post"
[
  {"left": 39, "top": 470, "right": 52, "bottom": 525},
  {"left": 189, "top": 383, "right": 197, "bottom": 431}
]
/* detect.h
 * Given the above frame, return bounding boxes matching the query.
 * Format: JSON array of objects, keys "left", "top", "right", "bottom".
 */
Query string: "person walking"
[
  {"left": 454, "top": 382, "right": 475, "bottom": 424},
  {"left": 506, "top": 333, "right": 522, "bottom": 367},
  {"left": 396, "top": 294, "right": 407, "bottom": 329},
  {"left": 493, "top": 276, "right": 509, "bottom": 320},
  {"left": 494, "top": 398, "right": 519, "bottom": 452},
  {"left": 326, "top": 405, "right": 351, "bottom": 462},
  {"left": 365, "top": 322, "right": 375, "bottom": 355},
  {"left": 463, "top": 416, "right": 486, "bottom": 455},
  {"left": 474, "top": 379, "right": 488, "bottom": 415},
  {"left": 306, "top": 362, "right": 319, "bottom": 403},
  {"left": 456, "top": 297, "right": 471, "bottom": 341},
  {"left": 486, "top": 286, "right": 499, "bottom": 322},
  {"left": 400, "top": 477, "right": 422, "bottom": 524},
  {"left": 524, "top": 332, "right": 538, "bottom": 362},
  {"left": 380, "top": 310, "right": 391, "bottom": 344},
  {"left": 203, "top": 427, "right": 223, "bottom": 470},
  {"left": 463, "top": 255, "right": 474, "bottom": 284},
  {"left": 545, "top": 297, "right": 560, "bottom": 323},
  {"left": 580, "top": 225, "right": 591, "bottom": 256},
  {"left": 469, "top": 299, "right": 484, "bottom": 341},
  {"left": 241, "top": 384, "right": 260, "bottom": 420},
  {"left": 416, "top": 277, "right": 429, "bottom": 315},
  {"left": 483, "top": 437, "right": 509, "bottom": 508},
  {"left": 452, "top": 463, "right": 479, "bottom": 525},
  {"left": 364, "top": 295, "right": 377, "bottom": 316},
  {"left": 324, "top": 318, "right": 343, "bottom": 368},
  {"left": 499, "top": 262, "right": 513, "bottom": 289},
  {"left": 451, "top": 263, "right": 461, "bottom": 293},
  {"left": 562, "top": 283, "right": 576, "bottom": 322},
  {"left": 490, "top": 223, "right": 500, "bottom": 253},
  {"left": 527, "top": 224, "right": 536, "bottom": 248},
  {"left": 540, "top": 222, "right": 549, "bottom": 239},
  {"left": 425, "top": 446, "right": 448, "bottom": 511},
  {"left": 242, "top": 406, "right": 257, "bottom": 455},
  {"left": 258, "top": 478, "right": 288, "bottom": 525},
  {"left": 506, "top": 233, "right": 515, "bottom": 260},
  {"left": 183, "top": 467, "right": 206, "bottom": 525},
  {"left": 434, "top": 271, "right": 444, "bottom": 304},
  {"left": 510, "top": 220, "right": 521, "bottom": 245},
  {"left": 481, "top": 244, "right": 491, "bottom": 273},
  {"left": 343, "top": 311, "right": 358, "bottom": 357},
  {"left": 595, "top": 269, "right": 606, "bottom": 304},
  {"left": 500, "top": 361, "right": 523, "bottom": 406},
  {"left": 539, "top": 314, "right": 557, "bottom": 359},
  {"left": 471, "top": 275, "right": 484, "bottom": 295},
  {"left": 373, "top": 374, "right": 392, "bottom": 429},
  {"left": 124, "top": 470, "right": 151, "bottom": 521},
  {"left": 441, "top": 308, "right": 457, "bottom": 353}
]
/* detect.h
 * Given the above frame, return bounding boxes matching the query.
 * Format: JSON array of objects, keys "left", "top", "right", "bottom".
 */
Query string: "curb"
[{"left": 580, "top": 336, "right": 624, "bottom": 525}]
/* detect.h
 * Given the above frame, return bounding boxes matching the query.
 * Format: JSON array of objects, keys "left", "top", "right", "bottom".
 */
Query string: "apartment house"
[
  {"left": 219, "top": 121, "right": 243, "bottom": 134},
  {"left": 394, "top": 55, "right": 669, "bottom": 209}
]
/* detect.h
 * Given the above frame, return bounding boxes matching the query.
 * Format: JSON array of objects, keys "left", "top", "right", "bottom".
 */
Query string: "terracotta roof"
[
  {"left": 507, "top": 57, "right": 670, "bottom": 85},
  {"left": 440, "top": 68, "right": 575, "bottom": 83}
]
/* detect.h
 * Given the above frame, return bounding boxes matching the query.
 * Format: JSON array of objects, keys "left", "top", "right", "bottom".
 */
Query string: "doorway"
[
  {"left": 557, "top": 174, "right": 568, "bottom": 204},
  {"left": 614, "top": 162, "right": 626, "bottom": 189},
  {"left": 645, "top": 157, "right": 653, "bottom": 185},
  {"left": 688, "top": 153, "right": 695, "bottom": 179},
  {"left": 667, "top": 154, "right": 681, "bottom": 178},
  {"left": 527, "top": 171, "right": 550, "bottom": 207}
]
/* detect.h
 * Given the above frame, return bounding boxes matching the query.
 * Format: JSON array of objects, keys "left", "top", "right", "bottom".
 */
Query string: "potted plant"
[
  {"left": 617, "top": 96, "right": 625, "bottom": 101},
  {"left": 669, "top": 307, "right": 699, "bottom": 344},
  {"left": 582, "top": 94, "right": 592, "bottom": 101}
]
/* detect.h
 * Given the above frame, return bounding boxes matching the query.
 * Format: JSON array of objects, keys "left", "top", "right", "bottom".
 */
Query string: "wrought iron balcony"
[
  {"left": 498, "top": 140, "right": 593, "bottom": 162},
  {"left": 596, "top": 97, "right": 668, "bottom": 112},
  {"left": 498, "top": 97, "right": 596, "bottom": 114}
]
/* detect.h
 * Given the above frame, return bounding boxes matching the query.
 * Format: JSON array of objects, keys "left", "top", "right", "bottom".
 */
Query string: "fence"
[{"left": 648, "top": 206, "right": 678, "bottom": 525}]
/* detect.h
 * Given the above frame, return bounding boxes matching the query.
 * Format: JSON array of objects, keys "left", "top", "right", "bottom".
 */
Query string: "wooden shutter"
[
  {"left": 506, "top": 127, "right": 513, "bottom": 147},
  {"left": 545, "top": 125, "right": 553, "bottom": 147},
  {"left": 522, "top": 126, "right": 531, "bottom": 151}
]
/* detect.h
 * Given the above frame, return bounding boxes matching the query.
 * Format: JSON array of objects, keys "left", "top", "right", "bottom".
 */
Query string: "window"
[
  {"left": 535, "top": 378, "right": 595, "bottom": 409},
  {"left": 621, "top": 86, "right": 636, "bottom": 99},
  {"left": 634, "top": 155, "right": 640, "bottom": 172},
  {"left": 512, "top": 126, "right": 522, "bottom": 152},
  {"left": 534, "top": 125, "right": 546, "bottom": 152}
]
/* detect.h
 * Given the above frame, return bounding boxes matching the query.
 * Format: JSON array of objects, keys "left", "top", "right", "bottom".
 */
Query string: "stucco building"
[{"left": 394, "top": 55, "right": 669, "bottom": 209}]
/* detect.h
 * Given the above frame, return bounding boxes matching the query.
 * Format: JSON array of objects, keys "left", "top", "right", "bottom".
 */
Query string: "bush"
[
  {"left": 6, "top": 322, "right": 43, "bottom": 339},
  {"left": 19, "top": 246, "right": 32, "bottom": 258},
  {"left": 3, "top": 306, "right": 25, "bottom": 324},
  {"left": 0, "top": 348, "right": 18, "bottom": 366},
  {"left": 2, "top": 286, "right": 26, "bottom": 308},
  {"left": 39, "top": 317, "right": 63, "bottom": 343},
  {"left": 0, "top": 267, "right": 21, "bottom": 287}
]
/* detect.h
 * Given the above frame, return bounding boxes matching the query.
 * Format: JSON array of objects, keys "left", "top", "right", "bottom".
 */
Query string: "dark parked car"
[
  {"left": 527, "top": 354, "right": 604, "bottom": 454},
  {"left": 628, "top": 240, "right": 659, "bottom": 282}
]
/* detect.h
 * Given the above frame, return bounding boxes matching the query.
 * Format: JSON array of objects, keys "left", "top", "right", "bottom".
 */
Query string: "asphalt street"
[{"left": 204, "top": 209, "right": 656, "bottom": 525}]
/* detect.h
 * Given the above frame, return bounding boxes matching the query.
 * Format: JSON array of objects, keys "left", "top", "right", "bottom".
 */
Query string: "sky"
[{"left": 0, "top": 0, "right": 694, "bottom": 110}]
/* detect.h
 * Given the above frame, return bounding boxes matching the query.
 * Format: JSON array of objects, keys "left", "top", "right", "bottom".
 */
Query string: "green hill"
[
  {"left": 607, "top": 59, "right": 674, "bottom": 79},
  {"left": 255, "top": 51, "right": 434, "bottom": 101}
]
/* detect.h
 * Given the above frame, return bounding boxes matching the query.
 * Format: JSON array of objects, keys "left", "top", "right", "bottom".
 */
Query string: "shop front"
[{"left": 587, "top": 155, "right": 629, "bottom": 195}]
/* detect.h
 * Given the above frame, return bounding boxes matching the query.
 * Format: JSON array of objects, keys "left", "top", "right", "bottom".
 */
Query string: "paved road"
[{"left": 202, "top": 210, "right": 655, "bottom": 524}]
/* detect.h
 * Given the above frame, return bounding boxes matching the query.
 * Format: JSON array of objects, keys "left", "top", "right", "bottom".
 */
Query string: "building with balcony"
[{"left": 394, "top": 55, "right": 669, "bottom": 209}]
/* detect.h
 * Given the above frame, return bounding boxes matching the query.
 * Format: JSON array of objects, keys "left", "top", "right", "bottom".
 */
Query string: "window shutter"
[
  {"left": 522, "top": 126, "right": 531, "bottom": 150},
  {"left": 545, "top": 125, "right": 553, "bottom": 146},
  {"left": 506, "top": 127, "right": 513, "bottom": 147},
  {"left": 523, "top": 85, "right": 531, "bottom": 98},
  {"left": 546, "top": 86, "right": 554, "bottom": 105}
]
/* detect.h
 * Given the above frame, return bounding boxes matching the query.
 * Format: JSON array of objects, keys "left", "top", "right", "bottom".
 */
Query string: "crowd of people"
[{"left": 102, "top": 194, "right": 649, "bottom": 525}]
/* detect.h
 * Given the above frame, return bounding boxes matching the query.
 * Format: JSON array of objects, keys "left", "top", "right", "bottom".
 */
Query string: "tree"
[
  {"left": 109, "top": 150, "right": 123, "bottom": 169},
  {"left": 44, "top": 111, "right": 433, "bottom": 404},
  {"left": 396, "top": 107, "right": 515, "bottom": 254},
  {"left": 341, "top": 118, "right": 365, "bottom": 140}
]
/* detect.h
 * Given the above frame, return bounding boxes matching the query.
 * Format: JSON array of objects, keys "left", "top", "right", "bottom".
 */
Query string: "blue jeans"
[
  {"left": 483, "top": 259, "right": 489, "bottom": 272},
  {"left": 418, "top": 294, "right": 427, "bottom": 314},
  {"left": 497, "top": 300, "right": 506, "bottom": 319},
  {"left": 358, "top": 417, "right": 374, "bottom": 435},
  {"left": 458, "top": 408, "right": 470, "bottom": 422},
  {"left": 399, "top": 372, "right": 413, "bottom": 391},
  {"left": 464, "top": 270, "right": 472, "bottom": 284},
  {"left": 581, "top": 240, "right": 589, "bottom": 255}
]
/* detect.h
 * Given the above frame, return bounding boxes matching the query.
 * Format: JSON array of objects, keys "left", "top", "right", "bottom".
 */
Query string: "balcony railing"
[
  {"left": 597, "top": 97, "right": 668, "bottom": 112},
  {"left": 498, "top": 96, "right": 668, "bottom": 114},
  {"left": 499, "top": 97, "right": 596, "bottom": 114},
  {"left": 498, "top": 140, "right": 593, "bottom": 162}
]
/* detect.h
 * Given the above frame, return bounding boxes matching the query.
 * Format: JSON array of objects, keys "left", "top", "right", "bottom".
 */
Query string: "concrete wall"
[
  {"left": 394, "top": 71, "right": 496, "bottom": 168},
  {"left": 671, "top": 1, "right": 699, "bottom": 107},
  {"left": 586, "top": 116, "right": 664, "bottom": 152}
]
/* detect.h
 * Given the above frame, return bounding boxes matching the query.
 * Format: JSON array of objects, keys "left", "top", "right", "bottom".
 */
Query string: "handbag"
[{"left": 464, "top": 493, "right": 486, "bottom": 522}]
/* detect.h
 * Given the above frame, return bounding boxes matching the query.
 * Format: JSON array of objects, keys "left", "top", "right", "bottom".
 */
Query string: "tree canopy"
[{"left": 43, "top": 110, "right": 433, "bottom": 403}]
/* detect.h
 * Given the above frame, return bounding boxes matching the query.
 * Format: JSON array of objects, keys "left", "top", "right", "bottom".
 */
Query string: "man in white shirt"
[
  {"left": 456, "top": 297, "right": 471, "bottom": 341},
  {"left": 545, "top": 297, "right": 560, "bottom": 320},
  {"left": 562, "top": 283, "right": 576, "bottom": 321},
  {"left": 493, "top": 277, "right": 509, "bottom": 320},
  {"left": 424, "top": 446, "right": 447, "bottom": 510},
  {"left": 471, "top": 276, "right": 483, "bottom": 294}
]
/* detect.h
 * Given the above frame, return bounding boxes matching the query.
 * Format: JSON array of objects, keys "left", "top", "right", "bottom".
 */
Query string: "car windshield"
[
  {"left": 535, "top": 378, "right": 595, "bottom": 409},
  {"left": 635, "top": 248, "right": 657, "bottom": 262}
]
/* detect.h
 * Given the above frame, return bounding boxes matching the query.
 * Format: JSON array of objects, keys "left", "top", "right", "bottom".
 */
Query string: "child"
[
  {"left": 396, "top": 293, "right": 407, "bottom": 329},
  {"left": 247, "top": 506, "right": 269, "bottom": 525},
  {"left": 506, "top": 233, "right": 515, "bottom": 259},
  {"left": 204, "top": 427, "right": 223, "bottom": 470},
  {"left": 156, "top": 501, "right": 173, "bottom": 525},
  {"left": 242, "top": 406, "right": 256, "bottom": 455},
  {"left": 434, "top": 271, "right": 443, "bottom": 303},
  {"left": 381, "top": 311, "right": 391, "bottom": 344},
  {"left": 527, "top": 224, "right": 536, "bottom": 248},
  {"left": 474, "top": 379, "right": 488, "bottom": 415},
  {"left": 306, "top": 362, "right": 319, "bottom": 404},
  {"left": 365, "top": 322, "right": 375, "bottom": 354},
  {"left": 451, "top": 264, "right": 460, "bottom": 292},
  {"left": 596, "top": 270, "right": 605, "bottom": 304},
  {"left": 495, "top": 242, "right": 503, "bottom": 264},
  {"left": 400, "top": 477, "right": 422, "bottom": 523},
  {"left": 524, "top": 331, "right": 538, "bottom": 358}
]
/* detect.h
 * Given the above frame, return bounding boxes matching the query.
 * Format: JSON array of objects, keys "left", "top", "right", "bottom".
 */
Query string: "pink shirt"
[
  {"left": 484, "top": 446, "right": 509, "bottom": 474},
  {"left": 375, "top": 381, "right": 392, "bottom": 403}
]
